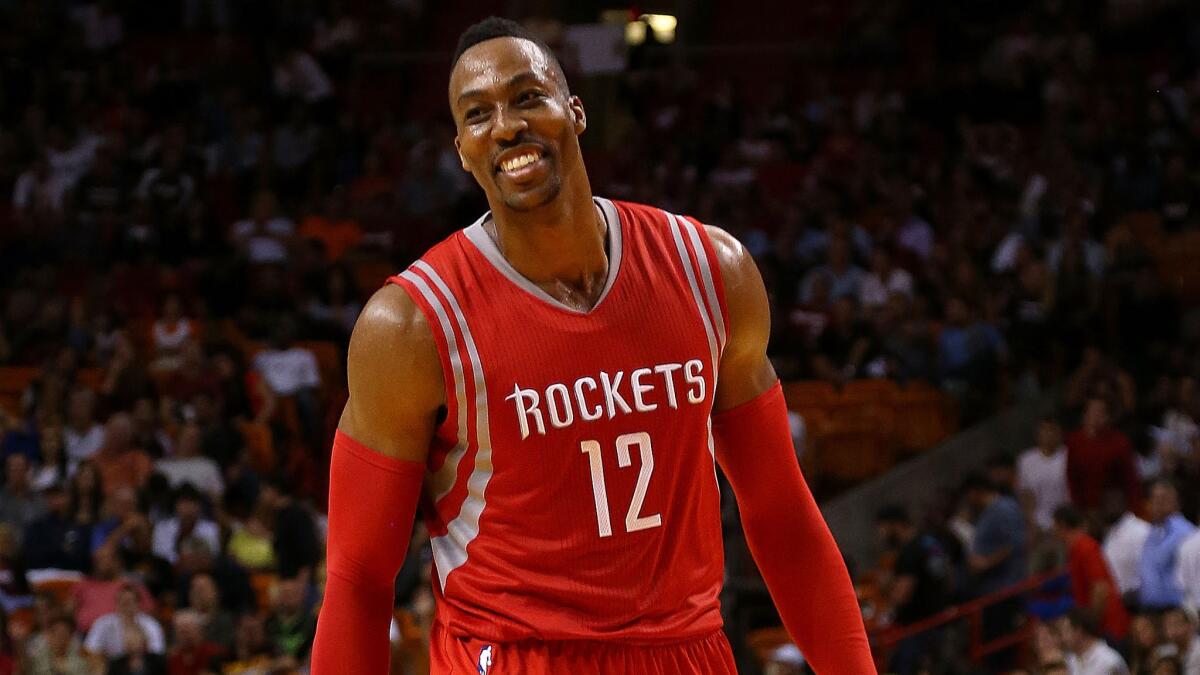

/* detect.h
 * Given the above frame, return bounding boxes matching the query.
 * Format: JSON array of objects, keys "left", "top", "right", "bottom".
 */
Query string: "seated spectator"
[
  {"left": 858, "top": 247, "right": 913, "bottom": 311},
  {"left": 226, "top": 502, "right": 275, "bottom": 573},
  {"left": 259, "top": 480, "right": 319, "bottom": 581},
  {"left": 208, "top": 614, "right": 279, "bottom": 674},
  {"left": 187, "top": 574, "right": 235, "bottom": 650},
  {"left": 1138, "top": 480, "right": 1196, "bottom": 612},
  {"left": 265, "top": 578, "right": 316, "bottom": 661},
  {"left": 22, "top": 482, "right": 90, "bottom": 572},
  {"left": 160, "top": 342, "right": 221, "bottom": 405},
  {"left": 93, "top": 414, "right": 153, "bottom": 497},
  {"left": 1161, "top": 606, "right": 1200, "bottom": 673},
  {"left": 304, "top": 263, "right": 362, "bottom": 342},
  {"left": 30, "top": 424, "right": 70, "bottom": 492},
  {"left": 251, "top": 322, "right": 322, "bottom": 449},
  {"left": 1017, "top": 416, "right": 1069, "bottom": 533},
  {"left": 937, "top": 297, "right": 1006, "bottom": 394},
  {"left": 810, "top": 296, "right": 875, "bottom": 383},
  {"left": 1056, "top": 608, "right": 1129, "bottom": 674},
  {"left": 115, "top": 514, "right": 174, "bottom": 600},
  {"left": 799, "top": 236, "right": 865, "bottom": 304},
  {"left": 25, "top": 613, "right": 88, "bottom": 675},
  {"left": 230, "top": 190, "right": 295, "bottom": 266},
  {"left": 176, "top": 538, "right": 255, "bottom": 616},
  {"left": 72, "top": 545, "right": 154, "bottom": 632},
  {"left": 83, "top": 583, "right": 165, "bottom": 660},
  {"left": 874, "top": 505, "right": 951, "bottom": 675},
  {"left": 1178, "top": 527, "right": 1200, "bottom": 615},
  {"left": 155, "top": 423, "right": 223, "bottom": 501},
  {"left": 105, "top": 626, "right": 167, "bottom": 675},
  {"left": 149, "top": 294, "right": 193, "bottom": 374},
  {"left": 101, "top": 333, "right": 154, "bottom": 413},
  {"left": 297, "top": 187, "right": 362, "bottom": 263},
  {"left": 1102, "top": 493, "right": 1151, "bottom": 603},
  {"left": 0, "top": 453, "right": 45, "bottom": 534},
  {"left": 67, "top": 460, "right": 104, "bottom": 527},
  {"left": 152, "top": 485, "right": 219, "bottom": 565},
  {"left": 130, "top": 397, "right": 171, "bottom": 460},
  {"left": 0, "top": 524, "right": 28, "bottom": 607},
  {"left": 63, "top": 389, "right": 104, "bottom": 467},
  {"left": 167, "top": 609, "right": 224, "bottom": 675},
  {"left": 1052, "top": 504, "right": 1129, "bottom": 642},
  {"left": 1128, "top": 614, "right": 1162, "bottom": 675},
  {"left": 1067, "top": 398, "right": 1141, "bottom": 513},
  {"left": 91, "top": 487, "right": 139, "bottom": 554},
  {"left": 190, "top": 392, "right": 243, "bottom": 471}
]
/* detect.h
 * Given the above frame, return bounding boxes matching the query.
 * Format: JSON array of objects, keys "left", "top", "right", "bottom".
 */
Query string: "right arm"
[{"left": 311, "top": 283, "right": 444, "bottom": 675}]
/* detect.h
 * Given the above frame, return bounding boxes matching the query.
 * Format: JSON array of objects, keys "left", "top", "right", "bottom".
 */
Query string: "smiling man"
[{"left": 311, "top": 17, "right": 872, "bottom": 674}]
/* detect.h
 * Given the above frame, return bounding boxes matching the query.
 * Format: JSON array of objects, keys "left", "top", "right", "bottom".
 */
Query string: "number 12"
[{"left": 580, "top": 432, "right": 662, "bottom": 538}]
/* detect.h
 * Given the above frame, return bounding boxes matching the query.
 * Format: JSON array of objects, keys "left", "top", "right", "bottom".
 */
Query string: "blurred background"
[{"left": 0, "top": 0, "right": 1199, "bottom": 673}]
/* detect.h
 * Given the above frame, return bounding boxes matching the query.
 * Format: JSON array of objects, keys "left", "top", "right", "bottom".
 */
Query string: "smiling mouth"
[{"left": 496, "top": 148, "right": 546, "bottom": 175}]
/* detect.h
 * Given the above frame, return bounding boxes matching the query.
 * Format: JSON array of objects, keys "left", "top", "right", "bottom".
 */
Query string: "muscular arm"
[
  {"left": 311, "top": 283, "right": 444, "bottom": 674},
  {"left": 708, "top": 226, "right": 874, "bottom": 673}
]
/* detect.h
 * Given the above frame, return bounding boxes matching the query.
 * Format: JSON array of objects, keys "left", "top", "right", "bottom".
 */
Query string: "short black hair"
[
  {"left": 1064, "top": 607, "right": 1102, "bottom": 637},
  {"left": 1053, "top": 504, "right": 1083, "bottom": 529},
  {"left": 962, "top": 472, "right": 994, "bottom": 495},
  {"left": 875, "top": 504, "right": 910, "bottom": 525},
  {"left": 452, "top": 17, "right": 566, "bottom": 86}
]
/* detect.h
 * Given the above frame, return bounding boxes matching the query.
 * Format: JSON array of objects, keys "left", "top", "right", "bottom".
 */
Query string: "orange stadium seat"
[
  {"left": 840, "top": 379, "right": 899, "bottom": 404},
  {"left": 810, "top": 418, "right": 896, "bottom": 486},
  {"left": 892, "top": 382, "right": 956, "bottom": 454}
]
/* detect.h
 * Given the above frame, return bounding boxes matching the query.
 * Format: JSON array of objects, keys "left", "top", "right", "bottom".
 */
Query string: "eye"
[
  {"left": 516, "top": 90, "right": 545, "bottom": 105},
  {"left": 464, "top": 106, "right": 487, "bottom": 123}
]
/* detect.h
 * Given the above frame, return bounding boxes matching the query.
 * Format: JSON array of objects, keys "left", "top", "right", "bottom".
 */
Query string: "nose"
[{"left": 490, "top": 104, "right": 527, "bottom": 144}]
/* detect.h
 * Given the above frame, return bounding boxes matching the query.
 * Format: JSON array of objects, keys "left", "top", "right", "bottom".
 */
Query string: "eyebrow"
[{"left": 456, "top": 71, "right": 544, "bottom": 107}]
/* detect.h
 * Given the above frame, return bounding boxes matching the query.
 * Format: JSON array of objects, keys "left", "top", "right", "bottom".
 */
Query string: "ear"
[
  {"left": 569, "top": 95, "right": 586, "bottom": 135},
  {"left": 453, "top": 136, "right": 469, "bottom": 173}
]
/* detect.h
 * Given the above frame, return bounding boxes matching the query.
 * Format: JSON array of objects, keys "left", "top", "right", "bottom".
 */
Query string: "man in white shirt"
[
  {"left": 83, "top": 584, "right": 165, "bottom": 659},
  {"left": 1162, "top": 606, "right": 1200, "bottom": 675},
  {"left": 1102, "top": 506, "right": 1151, "bottom": 600},
  {"left": 155, "top": 423, "right": 224, "bottom": 502},
  {"left": 1058, "top": 609, "right": 1130, "bottom": 675},
  {"left": 1178, "top": 529, "right": 1200, "bottom": 616},
  {"left": 151, "top": 485, "right": 220, "bottom": 565},
  {"left": 1017, "top": 416, "right": 1069, "bottom": 532}
]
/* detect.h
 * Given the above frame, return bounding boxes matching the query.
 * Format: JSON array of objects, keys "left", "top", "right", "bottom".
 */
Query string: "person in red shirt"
[
  {"left": 1065, "top": 397, "right": 1141, "bottom": 513},
  {"left": 167, "top": 610, "right": 224, "bottom": 675},
  {"left": 1053, "top": 503, "right": 1129, "bottom": 641}
]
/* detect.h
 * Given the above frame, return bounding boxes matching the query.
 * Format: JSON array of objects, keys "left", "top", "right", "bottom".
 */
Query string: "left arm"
[{"left": 706, "top": 225, "right": 874, "bottom": 673}]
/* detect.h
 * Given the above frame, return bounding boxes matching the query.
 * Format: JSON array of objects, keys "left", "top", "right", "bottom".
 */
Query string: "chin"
[{"left": 500, "top": 178, "right": 562, "bottom": 212}]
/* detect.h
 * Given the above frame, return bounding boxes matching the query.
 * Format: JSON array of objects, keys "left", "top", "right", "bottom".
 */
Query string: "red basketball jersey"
[{"left": 389, "top": 198, "right": 730, "bottom": 643}]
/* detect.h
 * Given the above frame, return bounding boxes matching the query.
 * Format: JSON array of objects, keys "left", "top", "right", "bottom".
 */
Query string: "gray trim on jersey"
[
  {"left": 677, "top": 214, "right": 728, "bottom": 352},
  {"left": 666, "top": 213, "right": 719, "bottom": 378},
  {"left": 413, "top": 260, "right": 495, "bottom": 593},
  {"left": 462, "top": 197, "right": 623, "bottom": 315},
  {"left": 398, "top": 269, "right": 469, "bottom": 503}
]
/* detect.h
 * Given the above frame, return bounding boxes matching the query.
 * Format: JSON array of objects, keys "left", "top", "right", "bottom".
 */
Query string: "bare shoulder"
[
  {"left": 704, "top": 225, "right": 777, "bottom": 410},
  {"left": 340, "top": 283, "right": 445, "bottom": 461}
]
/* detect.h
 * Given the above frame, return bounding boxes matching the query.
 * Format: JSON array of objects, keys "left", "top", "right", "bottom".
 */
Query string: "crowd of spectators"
[{"left": 0, "top": 0, "right": 1200, "bottom": 673}]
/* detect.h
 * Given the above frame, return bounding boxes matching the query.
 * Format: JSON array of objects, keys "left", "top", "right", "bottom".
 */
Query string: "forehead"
[{"left": 449, "top": 37, "right": 557, "bottom": 104}]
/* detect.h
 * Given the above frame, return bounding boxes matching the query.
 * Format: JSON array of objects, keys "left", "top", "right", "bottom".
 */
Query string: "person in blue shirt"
[
  {"left": 965, "top": 472, "right": 1028, "bottom": 670},
  {"left": 1138, "top": 480, "right": 1196, "bottom": 611}
]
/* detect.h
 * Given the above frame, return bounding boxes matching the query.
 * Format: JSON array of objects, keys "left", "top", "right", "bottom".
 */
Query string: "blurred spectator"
[
  {"left": 258, "top": 481, "right": 319, "bottom": 581},
  {"left": 297, "top": 188, "right": 363, "bottom": 263},
  {"left": 167, "top": 609, "right": 223, "bottom": 675},
  {"left": 965, "top": 472, "right": 1026, "bottom": 668},
  {"left": 1128, "top": 614, "right": 1162, "bottom": 675},
  {"left": 208, "top": 614, "right": 277, "bottom": 674},
  {"left": 937, "top": 297, "right": 1006, "bottom": 400},
  {"left": 265, "top": 578, "right": 315, "bottom": 662},
  {"left": 149, "top": 295, "right": 193, "bottom": 374},
  {"left": 1066, "top": 398, "right": 1140, "bottom": 513},
  {"left": 22, "top": 482, "right": 90, "bottom": 572},
  {"left": 1161, "top": 606, "right": 1200, "bottom": 673},
  {"left": 91, "top": 487, "right": 139, "bottom": 555},
  {"left": 0, "top": 524, "right": 28, "bottom": 607},
  {"left": 1052, "top": 504, "right": 1129, "bottom": 642},
  {"left": 64, "top": 389, "right": 104, "bottom": 465},
  {"left": 1056, "top": 608, "right": 1129, "bottom": 675},
  {"left": 83, "top": 583, "right": 165, "bottom": 659},
  {"left": 175, "top": 537, "right": 255, "bottom": 615},
  {"left": 1178, "top": 527, "right": 1200, "bottom": 615},
  {"left": 72, "top": 546, "right": 153, "bottom": 632},
  {"left": 799, "top": 236, "right": 864, "bottom": 304},
  {"left": 110, "top": 512, "right": 174, "bottom": 601},
  {"left": 226, "top": 500, "right": 274, "bottom": 573},
  {"left": 1138, "top": 481, "right": 1196, "bottom": 612},
  {"left": 94, "top": 414, "right": 153, "bottom": 497},
  {"left": 68, "top": 460, "right": 104, "bottom": 527},
  {"left": 30, "top": 424, "right": 69, "bottom": 491},
  {"left": 0, "top": 453, "right": 45, "bottom": 534},
  {"left": 105, "top": 625, "right": 167, "bottom": 675},
  {"left": 1017, "top": 416, "right": 1069, "bottom": 532},
  {"left": 230, "top": 190, "right": 295, "bottom": 266},
  {"left": 25, "top": 614, "right": 89, "bottom": 675},
  {"left": 187, "top": 574, "right": 235, "bottom": 650},
  {"left": 304, "top": 264, "right": 362, "bottom": 342},
  {"left": 155, "top": 423, "right": 223, "bottom": 501},
  {"left": 252, "top": 322, "right": 321, "bottom": 450},
  {"left": 151, "top": 485, "right": 219, "bottom": 565},
  {"left": 875, "top": 504, "right": 951, "bottom": 675}
]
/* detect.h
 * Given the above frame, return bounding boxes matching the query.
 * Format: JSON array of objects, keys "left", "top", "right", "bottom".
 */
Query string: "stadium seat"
[
  {"left": 810, "top": 417, "right": 896, "bottom": 486},
  {"left": 892, "top": 383, "right": 956, "bottom": 453},
  {"left": 840, "top": 379, "right": 899, "bottom": 404}
]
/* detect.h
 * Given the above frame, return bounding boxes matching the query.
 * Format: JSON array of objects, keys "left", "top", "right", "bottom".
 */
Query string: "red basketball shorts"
[{"left": 430, "top": 623, "right": 738, "bottom": 674}]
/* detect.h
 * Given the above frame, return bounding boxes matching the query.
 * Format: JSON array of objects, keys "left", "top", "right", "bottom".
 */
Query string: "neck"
[{"left": 487, "top": 185, "right": 606, "bottom": 300}]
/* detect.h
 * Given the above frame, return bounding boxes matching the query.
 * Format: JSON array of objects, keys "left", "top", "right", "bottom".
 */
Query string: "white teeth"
[{"left": 501, "top": 152, "right": 540, "bottom": 172}]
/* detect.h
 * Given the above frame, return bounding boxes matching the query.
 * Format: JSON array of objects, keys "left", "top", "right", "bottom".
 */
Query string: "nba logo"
[{"left": 477, "top": 645, "right": 494, "bottom": 674}]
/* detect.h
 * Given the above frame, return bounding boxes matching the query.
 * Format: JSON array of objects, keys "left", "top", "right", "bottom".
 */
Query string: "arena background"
[{"left": 0, "top": 0, "right": 1199, "bottom": 673}]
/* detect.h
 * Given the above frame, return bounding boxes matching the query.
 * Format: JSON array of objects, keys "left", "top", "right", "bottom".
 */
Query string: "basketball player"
[{"left": 312, "top": 17, "right": 873, "bottom": 674}]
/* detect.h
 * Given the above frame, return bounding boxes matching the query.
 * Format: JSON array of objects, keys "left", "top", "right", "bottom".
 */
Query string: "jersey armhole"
[{"left": 386, "top": 272, "right": 460, "bottom": 448}]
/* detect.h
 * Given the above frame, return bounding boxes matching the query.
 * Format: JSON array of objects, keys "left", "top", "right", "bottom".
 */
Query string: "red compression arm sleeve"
[
  {"left": 312, "top": 431, "right": 425, "bottom": 674},
  {"left": 713, "top": 382, "right": 874, "bottom": 674}
]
